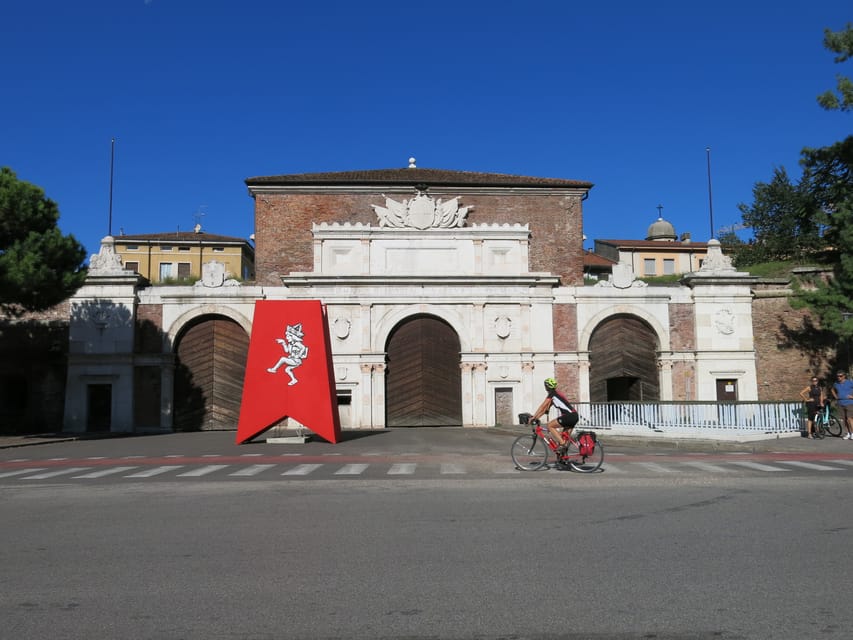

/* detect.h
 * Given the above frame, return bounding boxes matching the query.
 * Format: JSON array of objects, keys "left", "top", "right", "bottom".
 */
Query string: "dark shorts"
[
  {"left": 806, "top": 403, "right": 820, "bottom": 419},
  {"left": 557, "top": 412, "right": 579, "bottom": 428},
  {"left": 839, "top": 404, "right": 853, "bottom": 422}
]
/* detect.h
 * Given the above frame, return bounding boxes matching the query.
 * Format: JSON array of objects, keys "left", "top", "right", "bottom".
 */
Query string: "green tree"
[
  {"left": 736, "top": 166, "right": 825, "bottom": 265},
  {"left": 0, "top": 167, "right": 87, "bottom": 313},
  {"left": 817, "top": 23, "right": 853, "bottom": 112},
  {"left": 791, "top": 24, "right": 853, "bottom": 349}
]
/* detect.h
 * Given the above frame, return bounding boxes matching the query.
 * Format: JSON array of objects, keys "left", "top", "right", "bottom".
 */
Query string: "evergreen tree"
[
  {"left": 791, "top": 24, "right": 853, "bottom": 342},
  {"left": 0, "top": 167, "right": 87, "bottom": 313}
]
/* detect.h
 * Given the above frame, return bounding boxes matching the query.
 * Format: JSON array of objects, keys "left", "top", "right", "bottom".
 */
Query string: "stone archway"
[
  {"left": 173, "top": 315, "right": 249, "bottom": 431},
  {"left": 385, "top": 314, "right": 462, "bottom": 427},
  {"left": 588, "top": 314, "right": 660, "bottom": 402}
]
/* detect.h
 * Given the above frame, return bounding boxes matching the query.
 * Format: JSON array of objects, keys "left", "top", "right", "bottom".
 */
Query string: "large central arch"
[{"left": 385, "top": 314, "right": 462, "bottom": 427}]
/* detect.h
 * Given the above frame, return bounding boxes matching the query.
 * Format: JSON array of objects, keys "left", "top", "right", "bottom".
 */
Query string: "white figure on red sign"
[{"left": 267, "top": 323, "right": 309, "bottom": 386}]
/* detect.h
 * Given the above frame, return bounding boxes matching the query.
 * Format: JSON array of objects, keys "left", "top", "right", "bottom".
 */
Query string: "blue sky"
[{"left": 2, "top": 1, "right": 850, "bottom": 260}]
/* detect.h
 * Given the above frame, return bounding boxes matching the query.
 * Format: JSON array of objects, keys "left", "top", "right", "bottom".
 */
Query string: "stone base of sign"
[{"left": 266, "top": 435, "right": 311, "bottom": 444}]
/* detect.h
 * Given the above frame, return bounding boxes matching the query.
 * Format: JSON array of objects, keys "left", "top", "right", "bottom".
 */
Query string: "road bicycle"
[
  {"left": 811, "top": 402, "right": 843, "bottom": 438},
  {"left": 511, "top": 416, "right": 604, "bottom": 472}
]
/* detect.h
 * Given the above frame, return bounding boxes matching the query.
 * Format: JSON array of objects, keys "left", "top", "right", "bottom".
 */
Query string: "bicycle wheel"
[
  {"left": 826, "top": 417, "right": 844, "bottom": 438},
  {"left": 510, "top": 434, "right": 550, "bottom": 471},
  {"left": 566, "top": 439, "right": 604, "bottom": 473}
]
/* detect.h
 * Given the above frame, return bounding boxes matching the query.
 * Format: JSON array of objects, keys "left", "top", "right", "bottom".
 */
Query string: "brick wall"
[
  {"left": 752, "top": 291, "right": 837, "bottom": 401},
  {"left": 253, "top": 190, "right": 585, "bottom": 285},
  {"left": 0, "top": 302, "right": 70, "bottom": 434},
  {"left": 135, "top": 304, "right": 164, "bottom": 354}
]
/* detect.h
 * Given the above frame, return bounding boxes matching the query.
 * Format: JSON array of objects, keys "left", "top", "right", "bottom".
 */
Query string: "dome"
[{"left": 646, "top": 216, "right": 677, "bottom": 241}]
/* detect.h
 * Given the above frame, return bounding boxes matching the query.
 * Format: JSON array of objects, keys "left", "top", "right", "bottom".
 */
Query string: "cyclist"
[
  {"left": 799, "top": 375, "right": 825, "bottom": 439},
  {"left": 531, "top": 377, "right": 579, "bottom": 455}
]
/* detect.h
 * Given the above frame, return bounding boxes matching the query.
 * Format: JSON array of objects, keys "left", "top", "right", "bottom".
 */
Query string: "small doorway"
[
  {"left": 716, "top": 379, "right": 738, "bottom": 402},
  {"left": 87, "top": 384, "right": 112, "bottom": 432}
]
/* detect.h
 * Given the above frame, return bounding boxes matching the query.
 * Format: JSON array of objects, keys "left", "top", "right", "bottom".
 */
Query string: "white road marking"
[
  {"left": 229, "top": 464, "right": 276, "bottom": 477},
  {"left": 334, "top": 464, "right": 368, "bottom": 475},
  {"left": 23, "top": 467, "right": 91, "bottom": 479},
  {"left": 125, "top": 466, "right": 185, "bottom": 478},
  {"left": 73, "top": 466, "right": 139, "bottom": 478},
  {"left": 282, "top": 464, "right": 322, "bottom": 476},
  {"left": 388, "top": 463, "right": 417, "bottom": 475},
  {"left": 176, "top": 465, "right": 229, "bottom": 477}
]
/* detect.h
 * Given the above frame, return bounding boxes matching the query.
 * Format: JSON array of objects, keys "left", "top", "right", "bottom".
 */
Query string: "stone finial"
[
  {"left": 699, "top": 239, "right": 736, "bottom": 273},
  {"left": 88, "top": 236, "right": 125, "bottom": 274}
]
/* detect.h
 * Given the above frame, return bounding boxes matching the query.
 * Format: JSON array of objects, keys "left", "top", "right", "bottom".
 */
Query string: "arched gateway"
[
  {"left": 173, "top": 315, "right": 249, "bottom": 430},
  {"left": 588, "top": 314, "right": 660, "bottom": 402},
  {"left": 385, "top": 315, "right": 462, "bottom": 427}
]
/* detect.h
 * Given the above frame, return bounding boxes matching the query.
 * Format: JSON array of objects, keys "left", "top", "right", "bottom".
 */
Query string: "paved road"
[
  {"left": 4, "top": 472, "right": 852, "bottom": 639},
  {"left": 2, "top": 429, "right": 853, "bottom": 483}
]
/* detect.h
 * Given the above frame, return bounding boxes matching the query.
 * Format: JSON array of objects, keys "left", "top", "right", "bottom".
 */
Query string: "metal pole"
[
  {"left": 706, "top": 147, "right": 715, "bottom": 239},
  {"left": 108, "top": 137, "right": 115, "bottom": 236}
]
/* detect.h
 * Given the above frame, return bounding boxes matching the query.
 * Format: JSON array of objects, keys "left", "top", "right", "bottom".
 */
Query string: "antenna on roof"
[{"left": 193, "top": 205, "right": 207, "bottom": 232}]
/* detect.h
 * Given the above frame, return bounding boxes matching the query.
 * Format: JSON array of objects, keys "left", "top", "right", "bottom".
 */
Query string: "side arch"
[
  {"left": 172, "top": 313, "right": 249, "bottom": 431},
  {"left": 587, "top": 313, "right": 661, "bottom": 402}
]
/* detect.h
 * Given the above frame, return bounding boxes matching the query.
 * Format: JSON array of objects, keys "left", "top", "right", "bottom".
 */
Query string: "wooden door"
[
  {"left": 173, "top": 316, "right": 249, "bottom": 431},
  {"left": 589, "top": 315, "right": 659, "bottom": 402},
  {"left": 386, "top": 315, "right": 462, "bottom": 427}
]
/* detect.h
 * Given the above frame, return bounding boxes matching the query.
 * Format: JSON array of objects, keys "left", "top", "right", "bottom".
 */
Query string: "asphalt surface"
[{"left": 1, "top": 424, "right": 850, "bottom": 455}]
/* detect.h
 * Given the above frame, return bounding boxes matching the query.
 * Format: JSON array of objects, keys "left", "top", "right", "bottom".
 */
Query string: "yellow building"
[
  {"left": 113, "top": 227, "right": 255, "bottom": 283},
  {"left": 593, "top": 215, "right": 708, "bottom": 278}
]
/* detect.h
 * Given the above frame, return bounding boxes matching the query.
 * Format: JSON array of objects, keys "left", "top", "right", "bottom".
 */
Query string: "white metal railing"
[{"left": 570, "top": 401, "right": 805, "bottom": 438}]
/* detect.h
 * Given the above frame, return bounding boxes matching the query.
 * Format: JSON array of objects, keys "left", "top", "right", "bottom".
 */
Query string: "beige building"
[
  {"left": 593, "top": 215, "right": 708, "bottom": 278},
  {"left": 114, "top": 227, "right": 255, "bottom": 283}
]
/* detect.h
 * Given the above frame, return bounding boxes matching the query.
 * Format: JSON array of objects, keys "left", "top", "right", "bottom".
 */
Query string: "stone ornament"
[
  {"left": 372, "top": 190, "right": 472, "bottom": 229},
  {"left": 88, "top": 236, "right": 125, "bottom": 274},
  {"left": 699, "top": 239, "right": 736, "bottom": 273},
  {"left": 196, "top": 260, "right": 240, "bottom": 287},
  {"left": 333, "top": 317, "right": 352, "bottom": 340},
  {"left": 713, "top": 308, "right": 735, "bottom": 335},
  {"left": 494, "top": 316, "right": 512, "bottom": 339}
]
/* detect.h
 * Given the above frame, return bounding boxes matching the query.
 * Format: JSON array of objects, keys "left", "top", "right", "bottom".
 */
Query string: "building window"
[
  {"left": 179, "top": 246, "right": 190, "bottom": 252},
  {"left": 124, "top": 261, "right": 139, "bottom": 273},
  {"left": 159, "top": 263, "right": 174, "bottom": 280},
  {"left": 161, "top": 245, "right": 173, "bottom": 251},
  {"left": 663, "top": 259, "right": 675, "bottom": 275},
  {"left": 213, "top": 247, "right": 224, "bottom": 252},
  {"left": 643, "top": 258, "right": 656, "bottom": 276},
  {"left": 124, "top": 244, "right": 139, "bottom": 251},
  {"left": 177, "top": 262, "right": 191, "bottom": 279}
]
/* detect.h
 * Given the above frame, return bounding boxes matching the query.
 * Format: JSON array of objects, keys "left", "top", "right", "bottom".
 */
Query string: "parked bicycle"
[
  {"left": 812, "top": 400, "right": 843, "bottom": 438},
  {"left": 511, "top": 415, "right": 604, "bottom": 472}
]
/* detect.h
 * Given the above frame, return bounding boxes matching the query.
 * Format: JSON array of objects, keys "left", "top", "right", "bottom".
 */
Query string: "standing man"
[{"left": 832, "top": 370, "right": 853, "bottom": 440}]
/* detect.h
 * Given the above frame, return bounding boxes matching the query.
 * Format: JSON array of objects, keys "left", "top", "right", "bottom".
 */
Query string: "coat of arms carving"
[{"left": 371, "top": 190, "right": 471, "bottom": 229}]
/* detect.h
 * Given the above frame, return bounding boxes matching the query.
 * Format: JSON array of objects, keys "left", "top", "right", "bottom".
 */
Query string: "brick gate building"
[{"left": 62, "top": 164, "right": 763, "bottom": 434}]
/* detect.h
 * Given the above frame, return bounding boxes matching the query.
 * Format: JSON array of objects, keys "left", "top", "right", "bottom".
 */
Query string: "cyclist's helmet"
[{"left": 544, "top": 377, "right": 558, "bottom": 390}]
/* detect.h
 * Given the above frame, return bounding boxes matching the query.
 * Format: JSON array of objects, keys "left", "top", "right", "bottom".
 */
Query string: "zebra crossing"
[{"left": 3, "top": 454, "right": 853, "bottom": 482}]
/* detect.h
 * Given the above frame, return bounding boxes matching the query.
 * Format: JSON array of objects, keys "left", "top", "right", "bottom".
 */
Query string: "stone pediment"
[{"left": 371, "top": 190, "right": 471, "bottom": 229}]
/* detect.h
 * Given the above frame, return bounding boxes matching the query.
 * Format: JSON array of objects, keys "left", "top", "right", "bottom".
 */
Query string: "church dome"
[{"left": 646, "top": 216, "right": 677, "bottom": 241}]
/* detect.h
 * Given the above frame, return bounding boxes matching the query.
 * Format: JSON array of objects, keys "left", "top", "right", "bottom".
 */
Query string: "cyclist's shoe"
[{"left": 556, "top": 444, "right": 568, "bottom": 459}]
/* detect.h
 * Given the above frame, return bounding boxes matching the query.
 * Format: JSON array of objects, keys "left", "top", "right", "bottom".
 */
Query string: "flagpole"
[
  {"left": 108, "top": 137, "right": 115, "bottom": 236},
  {"left": 706, "top": 146, "right": 715, "bottom": 239}
]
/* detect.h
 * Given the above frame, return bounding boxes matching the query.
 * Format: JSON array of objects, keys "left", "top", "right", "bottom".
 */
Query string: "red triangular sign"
[{"left": 236, "top": 300, "right": 341, "bottom": 444}]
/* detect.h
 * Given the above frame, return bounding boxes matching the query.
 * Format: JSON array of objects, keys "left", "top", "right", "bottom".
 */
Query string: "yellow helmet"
[{"left": 544, "top": 377, "right": 557, "bottom": 389}]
